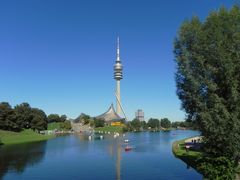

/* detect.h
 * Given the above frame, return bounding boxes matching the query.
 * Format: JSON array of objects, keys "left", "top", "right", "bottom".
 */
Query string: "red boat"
[{"left": 125, "top": 146, "right": 133, "bottom": 151}]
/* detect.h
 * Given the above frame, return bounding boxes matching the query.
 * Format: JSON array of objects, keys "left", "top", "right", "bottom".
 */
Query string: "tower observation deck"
[{"left": 114, "top": 37, "right": 123, "bottom": 80}]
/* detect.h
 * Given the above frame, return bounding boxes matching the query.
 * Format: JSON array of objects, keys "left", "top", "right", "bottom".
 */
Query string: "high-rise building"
[
  {"left": 95, "top": 38, "right": 127, "bottom": 122},
  {"left": 114, "top": 37, "right": 123, "bottom": 115},
  {"left": 135, "top": 109, "right": 144, "bottom": 121}
]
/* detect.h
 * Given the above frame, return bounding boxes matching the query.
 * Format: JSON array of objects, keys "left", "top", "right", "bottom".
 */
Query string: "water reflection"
[
  {"left": 107, "top": 139, "right": 122, "bottom": 180},
  {"left": 0, "top": 131, "right": 202, "bottom": 179},
  {"left": 0, "top": 141, "right": 47, "bottom": 179},
  {"left": 75, "top": 133, "right": 123, "bottom": 179}
]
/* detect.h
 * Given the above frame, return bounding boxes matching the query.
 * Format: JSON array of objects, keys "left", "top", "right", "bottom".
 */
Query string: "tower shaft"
[{"left": 116, "top": 80, "right": 121, "bottom": 115}]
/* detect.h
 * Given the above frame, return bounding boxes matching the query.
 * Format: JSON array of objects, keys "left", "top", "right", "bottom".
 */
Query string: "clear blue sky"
[{"left": 0, "top": 0, "right": 236, "bottom": 121}]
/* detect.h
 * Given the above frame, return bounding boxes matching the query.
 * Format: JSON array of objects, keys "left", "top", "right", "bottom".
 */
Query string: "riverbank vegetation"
[
  {"left": 126, "top": 118, "right": 196, "bottom": 131},
  {"left": 174, "top": 5, "right": 240, "bottom": 179},
  {"left": 0, "top": 102, "right": 48, "bottom": 132},
  {"left": 47, "top": 121, "right": 71, "bottom": 131},
  {"left": 172, "top": 138, "right": 202, "bottom": 169},
  {"left": 0, "top": 129, "right": 54, "bottom": 145},
  {"left": 0, "top": 102, "right": 70, "bottom": 145},
  {"left": 173, "top": 138, "right": 236, "bottom": 179},
  {"left": 47, "top": 114, "right": 71, "bottom": 130},
  {"left": 126, "top": 118, "right": 172, "bottom": 131}
]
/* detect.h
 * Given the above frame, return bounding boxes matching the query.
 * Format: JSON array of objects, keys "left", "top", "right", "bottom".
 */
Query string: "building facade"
[{"left": 135, "top": 109, "right": 144, "bottom": 121}]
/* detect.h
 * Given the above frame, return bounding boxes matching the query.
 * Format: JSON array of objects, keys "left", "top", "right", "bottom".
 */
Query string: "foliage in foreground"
[
  {"left": 173, "top": 139, "right": 236, "bottom": 180},
  {"left": 174, "top": 5, "right": 240, "bottom": 179},
  {"left": 197, "top": 156, "right": 235, "bottom": 180}
]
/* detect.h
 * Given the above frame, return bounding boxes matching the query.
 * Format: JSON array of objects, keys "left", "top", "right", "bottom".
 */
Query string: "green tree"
[
  {"left": 141, "top": 120, "right": 148, "bottom": 130},
  {"left": 197, "top": 156, "right": 235, "bottom": 180},
  {"left": 171, "top": 121, "right": 181, "bottom": 128},
  {"left": 47, "top": 114, "right": 60, "bottom": 123},
  {"left": 48, "top": 114, "right": 67, "bottom": 123},
  {"left": 147, "top": 118, "right": 160, "bottom": 129},
  {"left": 14, "top": 103, "right": 33, "bottom": 129},
  {"left": 130, "top": 119, "right": 141, "bottom": 131},
  {"left": 171, "top": 121, "right": 196, "bottom": 129},
  {"left": 174, "top": 4, "right": 240, "bottom": 171},
  {"left": 160, "top": 118, "right": 171, "bottom": 129},
  {"left": 60, "top": 115, "right": 67, "bottom": 122},
  {"left": 94, "top": 118, "right": 104, "bottom": 128},
  {"left": 30, "top": 108, "right": 48, "bottom": 131},
  {"left": 60, "top": 120, "right": 71, "bottom": 130},
  {"left": 0, "top": 102, "right": 19, "bottom": 131}
]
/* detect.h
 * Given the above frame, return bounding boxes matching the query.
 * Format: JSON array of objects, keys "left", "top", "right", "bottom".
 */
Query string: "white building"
[{"left": 135, "top": 109, "right": 144, "bottom": 121}]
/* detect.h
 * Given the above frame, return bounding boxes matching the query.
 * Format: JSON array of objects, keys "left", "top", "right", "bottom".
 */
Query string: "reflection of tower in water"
[
  {"left": 116, "top": 143, "right": 121, "bottom": 180},
  {"left": 107, "top": 139, "right": 122, "bottom": 180}
]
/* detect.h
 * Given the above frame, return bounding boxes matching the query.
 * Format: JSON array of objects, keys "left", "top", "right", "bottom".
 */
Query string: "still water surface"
[{"left": 0, "top": 130, "right": 202, "bottom": 180}]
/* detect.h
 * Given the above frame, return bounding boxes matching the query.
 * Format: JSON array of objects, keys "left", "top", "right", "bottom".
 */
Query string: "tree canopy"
[
  {"left": 48, "top": 114, "right": 67, "bottom": 123},
  {"left": 160, "top": 118, "right": 171, "bottom": 129},
  {"left": 147, "top": 118, "right": 160, "bottom": 129},
  {"left": 0, "top": 102, "right": 58, "bottom": 132},
  {"left": 174, "top": 5, "right": 240, "bottom": 167}
]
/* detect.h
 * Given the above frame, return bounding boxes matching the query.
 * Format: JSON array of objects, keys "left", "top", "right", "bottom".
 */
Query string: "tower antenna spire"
[{"left": 116, "top": 37, "right": 120, "bottom": 62}]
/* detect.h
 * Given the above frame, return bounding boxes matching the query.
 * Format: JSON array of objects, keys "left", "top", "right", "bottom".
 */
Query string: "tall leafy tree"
[
  {"left": 147, "top": 118, "right": 160, "bottom": 129},
  {"left": 174, "top": 6, "right": 240, "bottom": 164},
  {"left": 130, "top": 118, "right": 141, "bottom": 130},
  {"left": 48, "top": 114, "right": 61, "bottom": 123},
  {"left": 31, "top": 108, "right": 48, "bottom": 131},
  {"left": 0, "top": 102, "right": 19, "bottom": 131},
  {"left": 160, "top": 118, "right": 171, "bottom": 129},
  {"left": 0, "top": 102, "right": 49, "bottom": 132},
  {"left": 14, "top": 103, "right": 33, "bottom": 129}
]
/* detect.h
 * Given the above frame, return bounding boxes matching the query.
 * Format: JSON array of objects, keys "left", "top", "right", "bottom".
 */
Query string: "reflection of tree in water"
[{"left": 0, "top": 141, "right": 47, "bottom": 179}]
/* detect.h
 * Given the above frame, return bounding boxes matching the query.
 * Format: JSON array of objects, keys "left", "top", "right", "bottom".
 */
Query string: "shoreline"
[{"left": 172, "top": 137, "right": 202, "bottom": 172}]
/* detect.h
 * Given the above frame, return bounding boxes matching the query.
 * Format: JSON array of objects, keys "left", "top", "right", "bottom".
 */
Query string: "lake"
[{"left": 0, "top": 130, "right": 202, "bottom": 180}]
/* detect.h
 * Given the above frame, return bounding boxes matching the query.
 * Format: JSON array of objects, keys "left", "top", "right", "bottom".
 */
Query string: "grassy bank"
[
  {"left": 172, "top": 138, "right": 202, "bottom": 170},
  {"left": 47, "top": 121, "right": 71, "bottom": 130},
  {"left": 0, "top": 129, "right": 54, "bottom": 145},
  {"left": 95, "top": 126, "right": 123, "bottom": 133}
]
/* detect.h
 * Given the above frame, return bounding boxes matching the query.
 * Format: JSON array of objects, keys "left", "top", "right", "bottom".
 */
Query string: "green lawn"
[
  {"left": 172, "top": 138, "right": 202, "bottom": 170},
  {"left": 95, "top": 126, "right": 124, "bottom": 133},
  {"left": 47, "top": 122, "right": 71, "bottom": 130},
  {"left": 0, "top": 129, "right": 54, "bottom": 145}
]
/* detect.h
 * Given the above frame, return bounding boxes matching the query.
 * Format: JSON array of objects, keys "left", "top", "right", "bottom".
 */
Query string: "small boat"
[
  {"left": 124, "top": 139, "right": 130, "bottom": 143},
  {"left": 125, "top": 145, "right": 133, "bottom": 151}
]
